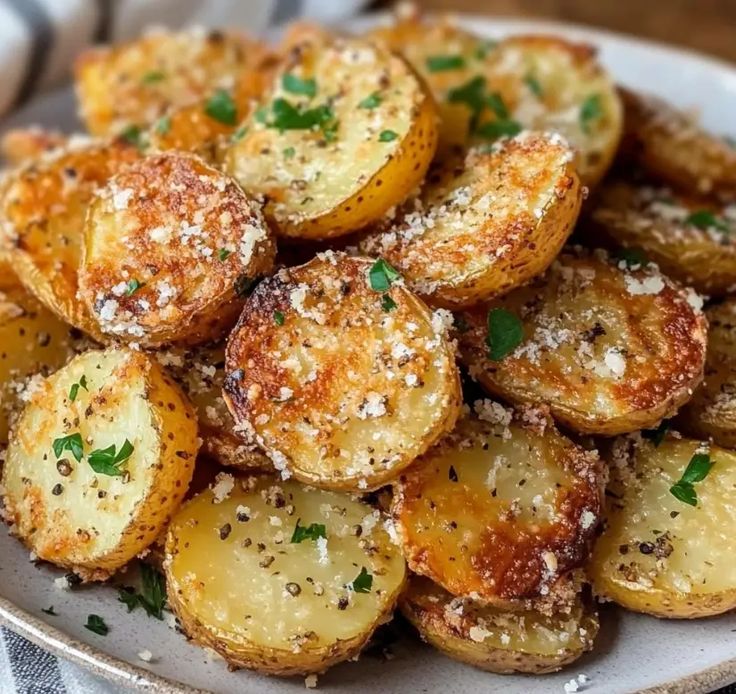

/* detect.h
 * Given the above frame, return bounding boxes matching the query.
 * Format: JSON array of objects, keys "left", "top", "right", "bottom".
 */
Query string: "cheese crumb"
[
  {"left": 137, "top": 649, "right": 154, "bottom": 663},
  {"left": 210, "top": 473, "right": 235, "bottom": 503}
]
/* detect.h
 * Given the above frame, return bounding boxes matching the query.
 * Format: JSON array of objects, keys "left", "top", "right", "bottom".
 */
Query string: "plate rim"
[{"left": 2, "top": 10, "right": 736, "bottom": 694}]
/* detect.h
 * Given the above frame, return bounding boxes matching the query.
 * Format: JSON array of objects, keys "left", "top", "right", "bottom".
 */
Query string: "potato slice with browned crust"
[
  {"left": 1, "top": 127, "right": 67, "bottom": 165},
  {"left": 224, "top": 252, "right": 461, "bottom": 491},
  {"left": 618, "top": 88, "right": 736, "bottom": 197},
  {"left": 588, "top": 178, "right": 736, "bottom": 295},
  {"left": 164, "top": 476, "right": 406, "bottom": 675},
  {"left": 368, "top": 14, "right": 622, "bottom": 185},
  {"left": 590, "top": 434, "right": 736, "bottom": 618},
  {"left": 360, "top": 132, "right": 581, "bottom": 308},
  {"left": 392, "top": 405, "right": 604, "bottom": 606},
  {"left": 400, "top": 574, "right": 598, "bottom": 674},
  {"left": 75, "top": 28, "right": 272, "bottom": 137},
  {"left": 457, "top": 251, "right": 707, "bottom": 435},
  {"left": 78, "top": 151, "right": 275, "bottom": 347},
  {"left": 224, "top": 36, "right": 438, "bottom": 240},
  {"left": 1, "top": 347, "right": 198, "bottom": 580},
  {"left": 0, "top": 139, "right": 141, "bottom": 337}
]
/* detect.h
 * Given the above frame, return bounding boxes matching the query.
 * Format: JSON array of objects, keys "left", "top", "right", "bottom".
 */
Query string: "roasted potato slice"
[
  {"left": 360, "top": 132, "right": 581, "bottom": 308},
  {"left": 618, "top": 88, "right": 736, "bottom": 196},
  {"left": 1, "top": 127, "right": 66, "bottom": 165},
  {"left": 368, "top": 15, "right": 622, "bottom": 185},
  {"left": 224, "top": 36, "right": 438, "bottom": 240},
  {"left": 457, "top": 251, "right": 707, "bottom": 435},
  {"left": 0, "top": 139, "right": 141, "bottom": 336},
  {"left": 164, "top": 476, "right": 406, "bottom": 675},
  {"left": 77, "top": 151, "right": 275, "bottom": 347},
  {"left": 588, "top": 179, "right": 736, "bottom": 295},
  {"left": 400, "top": 574, "right": 598, "bottom": 674},
  {"left": 75, "top": 28, "right": 272, "bottom": 137},
  {"left": 590, "top": 435, "right": 736, "bottom": 618},
  {"left": 677, "top": 299, "right": 736, "bottom": 447},
  {"left": 156, "top": 343, "right": 271, "bottom": 471},
  {"left": 1, "top": 347, "right": 198, "bottom": 580},
  {"left": 224, "top": 252, "right": 461, "bottom": 491},
  {"left": 392, "top": 406, "right": 603, "bottom": 605}
]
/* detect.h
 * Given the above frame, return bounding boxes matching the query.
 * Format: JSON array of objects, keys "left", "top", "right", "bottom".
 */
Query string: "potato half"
[
  {"left": 589, "top": 179, "right": 736, "bottom": 295},
  {"left": 78, "top": 151, "right": 275, "bottom": 347},
  {"left": 164, "top": 477, "right": 406, "bottom": 675},
  {"left": 74, "top": 28, "right": 272, "bottom": 137},
  {"left": 392, "top": 407, "right": 603, "bottom": 605},
  {"left": 1, "top": 347, "right": 198, "bottom": 580},
  {"left": 368, "top": 15, "right": 622, "bottom": 185},
  {"left": 224, "top": 252, "right": 462, "bottom": 491},
  {"left": 457, "top": 251, "right": 707, "bottom": 435},
  {"left": 618, "top": 88, "right": 736, "bottom": 197},
  {"left": 0, "top": 139, "right": 141, "bottom": 336},
  {"left": 224, "top": 36, "right": 438, "bottom": 240},
  {"left": 400, "top": 574, "right": 598, "bottom": 674},
  {"left": 590, "top": 435, "right": 736, "bottom": 618},
  {"left": 360, "top": 132, "right": 581, "bottom": 308},
  {"left": 677, "top": 299, "right": 736, "bottom": 447}
]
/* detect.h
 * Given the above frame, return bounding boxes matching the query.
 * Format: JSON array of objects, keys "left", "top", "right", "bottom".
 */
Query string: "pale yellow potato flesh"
[
  {"left": 165, "top": 477, "right": 406, "bottom": 675},
  {"left": 1, "top": 348, "right": 198, "bottom": 580},
  {"left": 590, "top": 436, "right": 736, "bottom": 617}
]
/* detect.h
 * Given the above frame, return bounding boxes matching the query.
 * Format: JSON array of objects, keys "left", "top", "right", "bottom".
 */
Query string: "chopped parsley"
[
  {"left": 447, "top": 77, "right": 518, "bottom": 138},
  {"left": 486, "top": 92, "right": 509, "bottom": 119},
  {"left": 141, "top": 70, "right": 165, "bottom": 84},
  {"left": 369, "top": 258, "right": 401, "bottom": 292},
  {"left": 474, "top": 39, "right": 497, "bottom": 60},
  {"left": 379, "top": 129, "right": 398, "bottom": 142},
  {"left": 69, "top": 375, "right": 88, "bottom": 403},
  {"left": 580, "top": 94, "right": 603, "bottom": 133},
  {"left": 283, "top": 146, "right": 296, "bottom": 159},
  {"left": 218, "top": 248, "right": 232, "bottom": 261},
  {"left": 381, "top": 294, "right": 397, "bottom": 312},
  {"left": 119, "top": 124, "right": 145, "bottom": 150},
  {"left": 42, "top": 606, "right": 58, "bottom": 616},
  {"left": 117, "top": 587, "right": 139, "bottom": 613},
  {"left": 85, "top": 614, "right": 108, "bottom": 635},
  {"left": 53, "top": 433, "right": 83, "bottom": 463},
  {"left": 117, "top": 565, "right": 166, "bottom": 619},
  {"left": 359, "top": 92, "right": 382, "bottom": 109},
  {"left": 154, "top": 115, "right": 171, "bottom": 136},
  {"left": 273, "top": 310, "right": 285, "bottom": 325},
  {"left": 685, "top": 210, "right": 729, "bottom": 233},
  {"left": 260, "top": 98, "right": 337, "bottom": 140},
  {"left": 291, "top": 518, "right": 327, "bottom": 543},
  {"left": 476, "top": 119, "right": 522, "bottom": 140},
  {"left": 87, "top": 439, "right": 134, "bottom": 477},
  {"left": 670, "top": 452, "right": 714, "bottom": 506},
  {"left": 524, "top": 74, "right": 543, "bottom": 98},
  {"left": 486, "top": 308, "right": 523, "bottom": 360},
  {"left": 230, "top": 125, "right": 248, "bottom": 142},
  {"left": 426, "top": 55, "right": 466, "bottom": 72},
  {"left": 282, "top": 73, "right": 317, "bottom": 98},
  {"left": 205, "top": 89, "right": 238, "bottom": 126},
  {"left": 448, "top": 76, "right": 487, "bottom": 115},
  {"left": 349, "top": 566, "right": 373, "bottom": 593},
  {"left": 643, "top": 420, "right": 670, "bottom": 447},
  {"left": 125, "top": 279, "right": 143, "bottom": 296},
  {"left": 615, "top": 247, "right": 649, "bottom": 268}
]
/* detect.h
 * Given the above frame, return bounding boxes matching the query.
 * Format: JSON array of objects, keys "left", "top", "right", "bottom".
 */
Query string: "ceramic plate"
[{"left": 2, "top": 12, "right": 736, "bottom": 694}]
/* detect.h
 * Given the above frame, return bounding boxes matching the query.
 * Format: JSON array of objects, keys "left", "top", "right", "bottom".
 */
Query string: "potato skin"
[
  {"left": 78, "top": 151, "right": 275, "bottom": 347},
  {"left": 590, "top": 435, "right": 736, "bottom": 618},
  {"left": 457, "top": 251, "right": 707, "bottom": 435},
  {"left": 224, "top": 252, "right": 461, "bottom": 491},
  {"left": 0, "top": 139, "right": 141, "bottom": 337},
  {"left": 360, "top": 133, "right": 582, "bottom": 308},
  {"left": 400, "top": 574, "right": 598, "bottom": 674},
  {"left": 164, "top": 477, "right": 406, "bottom": 675},
  {"left": 224, "top": 37, "right": 438, "bottom": 240},
  {"left": 588, "top": 178, "right": 736, "bottom": 295},
  {"left": 1, "top": 348, "right": 198, "bottom": 580},
  {"left": 392, "top": 408, "right": 604, "bottom": 605}
]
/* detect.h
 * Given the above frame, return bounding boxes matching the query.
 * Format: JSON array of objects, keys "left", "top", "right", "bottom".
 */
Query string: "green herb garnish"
[
  {"left": 381, "top": 294, "right": 397, "bottom": 312},
  {"left": 580, "top": 94, "right": 603, "bottom": 133},
  {"left": 120, "top": 124, "right": 145, "bottom": 150},
  {"left": 474, "top": 39, "right": 497, "bottom": 60},
  {"left": 117, "top": 587, "right": 139, "bottom": 613},
  {"left": 230, "top": 125, "right": 248, "bottom": 142},
  {"left": 69, "top": 375, "right": 88, "bottom": 403},
  {"left": 486, "top": 308, "right": 523, "bottom": 360},
  {"left": 283, "top": 146, "right": 296, "bottom": 159},
  {"left": 524, "top": 74, "right": 543, "bottom": 97},
  {"left": 53, "top": 433, "right": 83, "bottom": 463},
  {"left": 218, "top": 248, "right": 232, "bottom": 261},
  {"left": 261, "top": 98, "right": 337, "bottom": 138},
  {"left": 476, "top": 119, "right": 522, "bottom": 140},
  {"left": 349, "top": 566, "right": 373, "bottom": 593},
  {"left": 87, "top": 439, "right": 134, "bottom": 477},
  {"left": 379, "top": 129, "right": 398, "bottom": 142},
  {"left": 359, "top": 92, "right": 382, "bottom": 109},
  {"left": 85, "top": 614, "right": 108, "bottom": 635},
  {"left": 273, "top": 310, "right": 285, "bottom": 325},
  {"left": 670, "top": 452, "right": 714, "bottom": 507},
  {"left": 154, "top": 115, "right": 171, "bottom": 136},
  {"left": 291, "top": 518, "right": 327, "bottom": 543},
  {"left": 615, "top": 248, "right": 649, "bottom": 268},
  {"left": 282, "top": 73, "right": 317, "bottom": 98},
  {"left": 486, "top": 92, "right": 509, "bottom": 119},
  {"left": 643, "top": 420, "right": 670, "bottom": 447},
  {"left": 141, "top": 70, "right": 165, "bottom": 84},
  {"left": 426, "top": 55, "right": 465, "bottom": 72},
  {"left": 685, "top": 210, "right": 729, "bottom": 233},
  {"left": 118, "top": 566, "right": 166, "bottom": 619},
  {"left": 125, "top": 279, "right": 143, "bottom": 296},
  {"left": 369, "top": 258, "right": 401, "bottom": 292},
  {"left": 205, "top": 89, "right": 238, "bottom": 126}
]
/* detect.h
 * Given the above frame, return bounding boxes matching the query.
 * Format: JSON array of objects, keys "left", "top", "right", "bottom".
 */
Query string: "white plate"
[{"left": 2, "top": 12, "right": 736, "bottom": 694}]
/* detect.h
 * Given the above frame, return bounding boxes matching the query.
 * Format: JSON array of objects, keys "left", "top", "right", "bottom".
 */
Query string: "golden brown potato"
[
  {"left": 1, "top": 127, "right": 66, "bottom": 165},
  {"left": 77, "top": 151, "right": 275, "bottom": 347},
  {"left": 588, "top": 178, "right": 736, "bottom": 295},
  {"left": 75, "top": 28, "right": 272, "bottom": 136},
  {"left": 368, "top": 15, "right": 622, "bottom": 185},
  {"left": 360, "top": 132, "right": 582, "bottom": 308},
  {"left": 392, "top": 406, "right": 603, "bottom": 606},
  {"left": 1, "top": 347, "right": 198, "bottom": 580},
  {"left": 156, "top": 343, "right": 272, "bottom": 471},
  {"left": 457, "top": 251, "right": 707, "bottom": 435},
  {"left": 224, "top": 252, "right": 462, "bottom": 491},
  {"left": 165, "top": 476, "right": 406, "bottom": 675},
  {"left": 0, "top": 139, "right": 141, "bottom": 336},
  {"left": 619, "top": 87, "right": 736, "bottom": 197},
  {"left": 677, "top": 299, "right": 736, "bottom": 447},
  {"left": 590, "top": 434, "right": 736, "bottom": 618},
  {"left": 400, "top": 574, "right": 598, "bottom": 674},
  {"left": 224, "top": 36, "right": 438, "bottom": 240}
]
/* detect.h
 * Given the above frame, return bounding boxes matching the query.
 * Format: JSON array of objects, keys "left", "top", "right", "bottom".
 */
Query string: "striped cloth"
[{"left": 0, "top": 3, "right": 369, "bottom": 691}]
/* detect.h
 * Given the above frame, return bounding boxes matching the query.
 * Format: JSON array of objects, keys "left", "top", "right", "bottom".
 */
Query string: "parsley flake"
[
  {"left": 486, "top": 92, "right": 510, "bottom": 119},
  {"left": 69, "top": 375, "right": 88, "bottom": 402},
  {"left": 87, "top": 439, "right": 134, "bottom": 477},
  {"left": 262, "top": 98, "right": 336, "bottom": 136},
  {"left": 486, "top": 308, "right": 523, "bottom": 360},
  {"left": 205, "top": 89, "right": 238, "bottom": 126},
  {"left": 426, "top": 55, "right": 466, "bottom": 72},
  {"left": 359, "top": 92, "right": 382, "bottom": 109},
  {"left": 42, "top": 606, "right": 58, "bottom": 616},
  {"left": 615, "top": 248, "right": 649, "bottom": 268},
  {"left": 141, "top": 70, "right": 165, "bottom": 84},
  {"left": 273, "top": 310, "right": 285, "bottom": 325},
  {"left": 381, "top": 294, "right": 397, "bottom": 312},
  {"left": 643, "top": 420, "right": 670, "bottom": 447},
  {"left": 53, "top": 433, "right": 83, "bottom": 463},
  {"left": 685, "top": 210, "right": 729, "bottom": 233},
  {"left": 230, "top": 125, "right": 248, "bottom": 142},
  {"left": 670, "top": 452, "right": 714, "bottom": 506},
  {"left": 580, "top": 94, "right": 603, "bottom": 133},
  {"left": 125, "top": 279, "right": 143, "bottom": 296},
  {"left": 119, "top": 124, "right": 145, "bottom": 150},
  {"left": 117, "top": 586, "right": 139, "bottom": 613},
  {"left": 218, "top": 248, "right": 232, "bottom": 261},
  {"left": 379, "top": 129, "right": 398, "bottom": 142},
  {"left": 476, "top": 119, "right": 522, "bottom": 140},
  {"left": 282, "top": 73, "right": 317, "bottom": 98},
  {"left": 349, "top": 566, "right": 373, "bottom": 593},
  {"left": 369, "top": 259, "right": 401, "bottom": 292},
  {"left": 474, "top": 39, "right": 497, "bottom": 60},
  {"left": 85, "top": 614, "right": 108, "bottom": 635},
  {"left": 524, "top": 74, "right": 543, "bottom": 97},
  {"left": 154, "top": 115, "right": 171, "bottom": 136},
  {"left": 291, "top": 518, "right": 327, "bottom": 543},
  {"left": 117, "top": 565, "right": 166, "bottom": 619},
  {"left": 283, "top": 146, "right": 296, "bottom": 159}
]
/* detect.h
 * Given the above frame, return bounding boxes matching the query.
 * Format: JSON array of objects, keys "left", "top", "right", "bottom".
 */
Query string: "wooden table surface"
[{"left": 384, "top": 0, "right": 736, "bottom": 64}]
